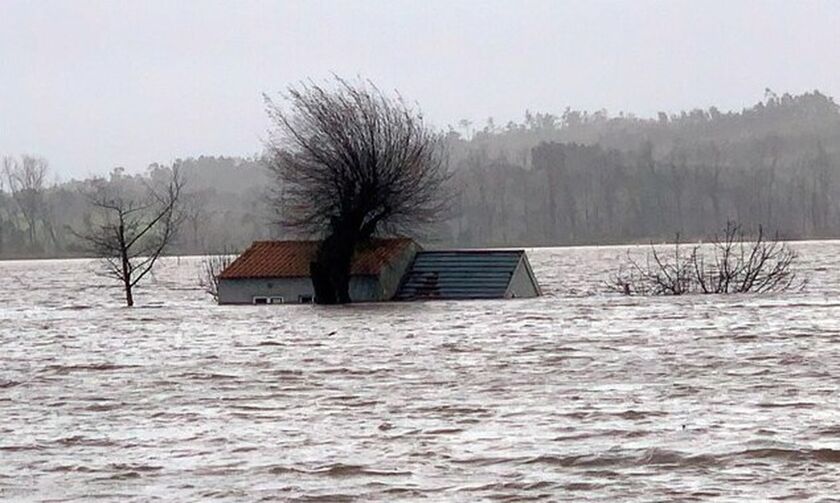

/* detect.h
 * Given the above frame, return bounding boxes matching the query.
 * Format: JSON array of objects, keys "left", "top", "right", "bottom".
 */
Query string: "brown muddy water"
[{"left": 2, "top": 243, "right": 840, "bottom": 502}]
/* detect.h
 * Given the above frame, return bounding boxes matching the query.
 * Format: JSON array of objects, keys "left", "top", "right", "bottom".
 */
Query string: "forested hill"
[
  {"left": 448, "top": 90, "right": 840, "bottom": 245},
  {"left": 2, "top": 90, "right": 839, "bottom": 258}
]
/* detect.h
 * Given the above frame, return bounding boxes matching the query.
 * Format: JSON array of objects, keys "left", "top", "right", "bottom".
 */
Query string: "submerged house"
[
  {"left": 218, "top": 238, "right": 419, "bottom": 304},
  {"left": 217, "top": 238, "right": 541, "bottom": 304}
]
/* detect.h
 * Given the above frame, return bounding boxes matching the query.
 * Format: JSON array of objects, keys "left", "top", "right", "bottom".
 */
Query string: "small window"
[
  {"left": 298, "top": 294, "right": 314, "bottom": 304},
  {"left": 253, "top": 297, "right": 269, "bottom": 305},
  {"left": 270, "top": 297, "right": 285, "bottom": 304}
]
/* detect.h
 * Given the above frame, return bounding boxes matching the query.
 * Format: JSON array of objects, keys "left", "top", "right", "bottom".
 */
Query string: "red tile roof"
[{"left": 219, "top": 238, "right": 416, "bottom": 279}]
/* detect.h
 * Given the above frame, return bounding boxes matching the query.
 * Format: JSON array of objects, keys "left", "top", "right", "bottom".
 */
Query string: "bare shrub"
[
  {"left": 608, "top": 222, "right": 801, "bottom": 295},
  {"left": 199, "top": 251, "right": 237, "bottom": 302}
]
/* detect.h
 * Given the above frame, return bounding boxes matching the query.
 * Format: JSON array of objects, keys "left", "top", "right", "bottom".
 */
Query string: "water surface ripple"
[{"left": 2, "top": 243, "right": 840, "bottom": 501}]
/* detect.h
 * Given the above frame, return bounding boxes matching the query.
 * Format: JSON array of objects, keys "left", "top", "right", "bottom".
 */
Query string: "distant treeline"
[
  {"left": 0, "top": 157, "right": 276, "bottom": 258},
  {"left": 2, "top": 90, "right": 839, "bottom": 258}
]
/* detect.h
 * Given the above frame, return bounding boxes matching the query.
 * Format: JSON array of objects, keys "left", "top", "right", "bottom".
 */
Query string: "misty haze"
[{"left": 2, "top": 1, "right": 840, "bottom": 501}]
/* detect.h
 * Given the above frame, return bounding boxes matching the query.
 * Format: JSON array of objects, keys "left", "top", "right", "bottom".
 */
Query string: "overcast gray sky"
[{"left": 1, "top": 0, "right": 838, "bottom": 178}]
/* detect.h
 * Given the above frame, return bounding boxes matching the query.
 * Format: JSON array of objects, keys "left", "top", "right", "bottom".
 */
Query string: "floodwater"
[{"left": 2, "top": 243, "right": 840, "bottom": 502}]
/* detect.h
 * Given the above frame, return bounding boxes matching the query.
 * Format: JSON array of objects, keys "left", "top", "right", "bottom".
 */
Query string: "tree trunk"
[
  {"left": 124, "top": 280, "right": 134, "bottom": 307},
  {"left": 546, "top": 166, "right": 558, "bottom": 241},
  {"left": 309, "top": 261, "right": 335, "bottom": 304},
  {"left": 330, "top": 259, "right": 353, "bottom": 304},
  {"left": 27, "top": 219, "right": 36, "bottom": 248},
  {"left": 119, "top": 221, "right": 134, "bottom": 307},
  {"left": 311, "top": 226, "right": 358, "bottom": 304}
]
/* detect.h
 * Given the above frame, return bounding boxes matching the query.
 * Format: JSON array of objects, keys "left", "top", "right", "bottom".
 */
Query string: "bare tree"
[
  {"left": 183, "top": 191, "right": 209, "bottom": 250},
  {"left": 3, "top": 155, "right": 49, "bottom": 248},
  {"left": 74, "top": 169, "right": 185, "bottom": 306},
  {"left": 264, "top": 77, "right": 451, "bottom": 304},
  {"left": 608, "top": 222, "right": 801, "bottom": 295}
]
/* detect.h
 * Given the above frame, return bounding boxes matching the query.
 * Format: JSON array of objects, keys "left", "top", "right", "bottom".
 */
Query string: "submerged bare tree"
[
  {"left": 265, "top": 77, "right": 450, "bottom": 304},
  {"left": 74, "top": 169, "right": 185, "bottom": 306},
  {"left": 609, "top": 222, "right": 800, "bottom": 295}
]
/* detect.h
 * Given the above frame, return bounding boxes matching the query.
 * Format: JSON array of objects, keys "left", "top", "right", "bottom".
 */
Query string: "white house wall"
[{"left": 218, "top": 276, "right": 382, "bottom": 304}]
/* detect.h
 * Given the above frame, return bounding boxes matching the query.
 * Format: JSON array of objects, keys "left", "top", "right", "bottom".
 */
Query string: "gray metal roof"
[{"left": 394, "top": 250, "right": 526, "bottom": 300}]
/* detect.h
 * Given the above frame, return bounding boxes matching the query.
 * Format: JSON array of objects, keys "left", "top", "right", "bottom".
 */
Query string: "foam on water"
[{"left": 2, "top": 243, "right": 840, "bottom": 501}]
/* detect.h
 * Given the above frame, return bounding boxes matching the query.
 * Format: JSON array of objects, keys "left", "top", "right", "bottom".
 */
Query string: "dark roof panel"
[{"left": 395, "top": 250, "right": 527, "bottom": 300}]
